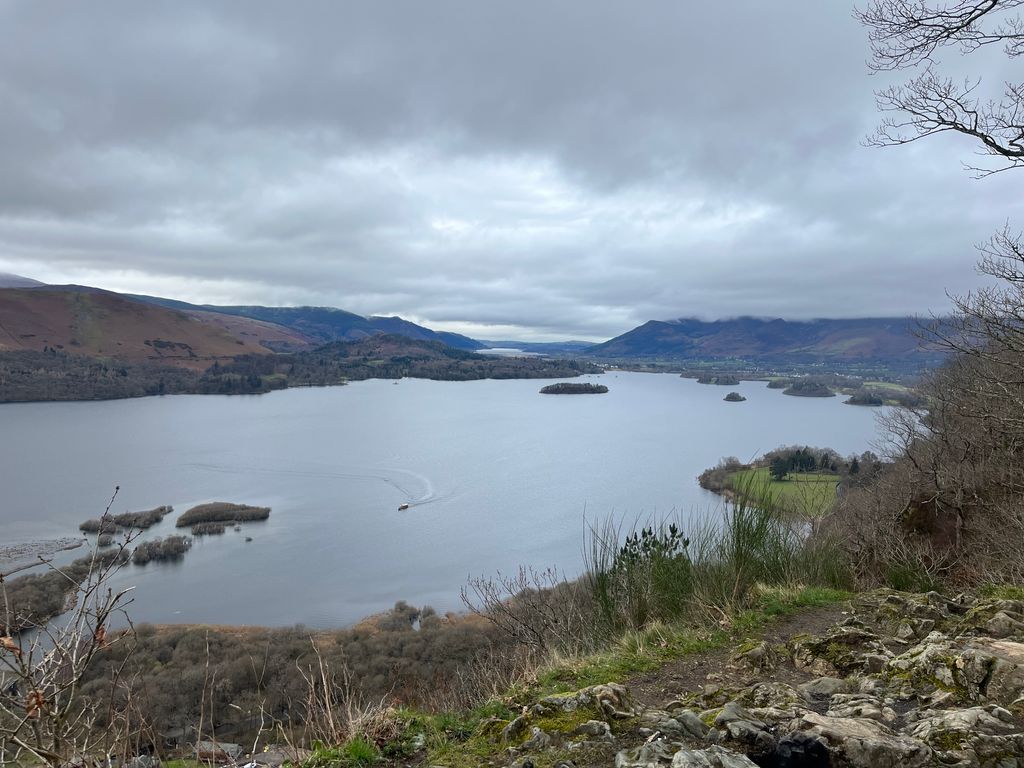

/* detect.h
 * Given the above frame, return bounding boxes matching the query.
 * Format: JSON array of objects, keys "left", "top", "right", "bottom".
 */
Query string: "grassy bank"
[{"left": 728, "top": 467, "right": 839, "bottom": 517}]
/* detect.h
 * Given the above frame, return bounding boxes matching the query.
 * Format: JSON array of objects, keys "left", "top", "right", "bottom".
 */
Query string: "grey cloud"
[{"left": 0, "top": 1, "right": 1014, "bottom": 340}]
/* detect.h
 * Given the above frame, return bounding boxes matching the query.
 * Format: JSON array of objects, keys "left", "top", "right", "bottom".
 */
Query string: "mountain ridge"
[
  {"left": 585, "top": 316, "right": 945, "bottom": 367},
  {"left": 127, "top": 294, "right": 486, "bottom": 351}
]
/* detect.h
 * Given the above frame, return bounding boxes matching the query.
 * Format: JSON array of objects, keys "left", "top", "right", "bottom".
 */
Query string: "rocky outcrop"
[{"left": 496, "top": 590, "right": 1024, "bottom": 768}]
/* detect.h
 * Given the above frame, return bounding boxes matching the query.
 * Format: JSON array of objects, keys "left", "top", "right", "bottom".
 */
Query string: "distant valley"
[{"left": 0, "top": 275, "right": 944, "bottom": 403}]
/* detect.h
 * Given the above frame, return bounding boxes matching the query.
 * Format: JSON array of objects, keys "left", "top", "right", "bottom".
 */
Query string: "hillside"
[
  {"left": 213, "top": 333, "right": 603, "bottom": 384},
  {"left": 587, "top": 317, "right": 945, "bottom": 367},
  {"left": 0, "top": 272, "right": 45, "bottom": 288},
  {"left": 130, "top": 295, "right": 486, "bottom": 350},
  {"left": 0, "top": 334, "right": 603, "bottom": 402},
  {"left": 0, "top": 287, "right": 277, "bottom": 368}
]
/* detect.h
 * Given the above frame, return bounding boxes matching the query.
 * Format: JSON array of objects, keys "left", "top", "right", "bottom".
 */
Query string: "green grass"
[
  {"left": 304, "top": 736, "right": 381, "bottom": 768},
  {"left": 526, "top": 585, "right": 849, "bottom": 699},
  {"left": 979, "top": 584, "right": 1024, "bottom": 601},
  {"left": 862, "top": 380, "right": 910, "bottom": 393},
  {"left": 728, "top": 467, "right": 839, "bottom": 516}
]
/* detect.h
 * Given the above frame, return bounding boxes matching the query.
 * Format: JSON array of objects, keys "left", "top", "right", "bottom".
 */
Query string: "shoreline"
[{"left": 0, "top": 537, "right": 84, "bottom": 575}]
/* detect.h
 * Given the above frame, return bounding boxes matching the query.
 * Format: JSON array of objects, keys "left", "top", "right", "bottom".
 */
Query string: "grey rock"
[
  {"left": 792, "top": 626, "right": 889, "bottom": 675},
  {"left": 732, "top": 641, "right": 778, "bottom": 671},
  {"left": 669, "top": 745, "right": 759, "bottom": 767},
  {"left": 896, "top": 618, "right": 936, "bottom": 642},
  {"left": 642, "top": 708, "right": 709, "bottom": 740},
  {"left": 985, "top": 610, "right": 1024, "bottom": 639},
  {"left": 520, "top": 727, "right": 553, "bottom": 751},
  {"left": 826, "top": 693, "right": 897, "bottom": 724},
  {"left": 502, "top": 714, "right": 530, "bottom": 743},
  {"left": 615, "top": 739, "right": 678, "bottom": 768},
  {"left": 863, "top": 653, "right": 890, "bottom": 673},
  {"left": 788, "top": 711, "right": 932, "bottom": 768},
  {"left": 740, "top": 681, "right": 803, "bottom": 710},
  {"left": 713, "top": 702, "right": 775, "bottom": 756},
  {"left": 541, "top": 682, "right": 635, "bottom": 718},
  {"left": 572, "top": 719, "right": 614, "bottom": 742},
  {"left": 907, "top": 705, "right": 1018, "bottom": 742},
  {"left": 890, "top": 635, "right": 1024, "bottom": 706},
  {"left": 798, "top": 676, "right": 850, "bottom": 700}
]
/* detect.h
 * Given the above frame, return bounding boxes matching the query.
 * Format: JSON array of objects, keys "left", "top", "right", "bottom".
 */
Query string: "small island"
[
  {"left": 79, "top": 505, "right": 172, "bottom": 534},
  {"left": 694, "top": 373, "right": 740, "bottom": 385},
  {"left": 782, "top": 380, "right": 835, "bottom": 397},
  {"left": 539, "top": 382, "right": 609, "bottom": 395},
  {"left": 176, "top": 502, "right": 271, "bottom": 527},
  {"left": 844, "top": 392, "right": 885, "bottom": 406},
  {"left": 723, "top": 392, "right": 746, "bottom": 402}
]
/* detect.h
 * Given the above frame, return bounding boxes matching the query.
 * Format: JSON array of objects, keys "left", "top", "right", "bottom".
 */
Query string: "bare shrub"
[
  {"left": 460, "top": 566, "right": 595, "bottom": 654},
  {"left": 0, "top": 493, "right": 139, "bottom": 766}
]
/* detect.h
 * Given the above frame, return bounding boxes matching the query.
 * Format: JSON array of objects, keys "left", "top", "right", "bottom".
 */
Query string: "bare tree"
[
  {"left": 461, "top": 566, "right": 594, "bottom": 653},
  {"left": 0, "top": 541, "right": 137, "bottom": 766},
  {"left": 857, "top": 0, "right": 1024, "bottom": 176}
]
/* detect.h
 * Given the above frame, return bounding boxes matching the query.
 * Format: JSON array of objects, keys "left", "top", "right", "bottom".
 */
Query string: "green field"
[{"left": 727, "top": 467, "right": 839, "bottom": 517}]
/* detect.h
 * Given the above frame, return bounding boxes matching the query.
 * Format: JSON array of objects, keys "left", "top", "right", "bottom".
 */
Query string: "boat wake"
[{"left": 182, "top": 461, "right": 446, "bottom": 507}]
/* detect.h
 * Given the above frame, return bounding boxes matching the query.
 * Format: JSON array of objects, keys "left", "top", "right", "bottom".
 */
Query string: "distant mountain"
[
  {"left": 0, "top": 272, "right": 45, "bottom": 288},
  {"left": 129, "top": 296, "right": 486, "bottom": 351},
  {"left": 0, "top": 287, "right": 283, "bottom": 367},
  {"left": 479, "top": 340, "right": 596, "bottom": 355},
  {"left": 586, "top": 317, "right": 944, "bottom": 366}
]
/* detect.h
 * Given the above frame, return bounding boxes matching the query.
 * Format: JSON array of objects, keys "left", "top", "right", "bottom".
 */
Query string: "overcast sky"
[{"left": 0, "top": 2, "right": 1020, "bottom": 341}]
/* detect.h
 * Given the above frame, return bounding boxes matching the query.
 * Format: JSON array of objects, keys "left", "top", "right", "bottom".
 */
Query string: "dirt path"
[{"left": 626, "top": 603, "right": 851, "bottom": 709}]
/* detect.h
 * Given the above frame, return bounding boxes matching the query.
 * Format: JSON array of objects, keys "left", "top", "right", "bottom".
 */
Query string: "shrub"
[
  {"left": 586, "top": 482, "right": 849, "bottom": 635},
  {"left": 190, "top": 522, "right": 226, "bottom": 536},
  {"left": 132, "top": 536, "right": 192, "bottom": 565}
]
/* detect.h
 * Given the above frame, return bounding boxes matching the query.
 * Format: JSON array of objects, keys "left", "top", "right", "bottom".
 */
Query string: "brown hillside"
[
  {"left": 0, "top": 288, "right": 276, "bottom": 369},
  {"left": 185, "top": 309, "right": 314, "bottom": 352}
]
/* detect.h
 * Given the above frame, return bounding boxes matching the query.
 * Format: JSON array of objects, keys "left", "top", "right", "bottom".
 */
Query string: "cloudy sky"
[{"left": 0, "top": 2, "right": 1020, "bottom": 341}]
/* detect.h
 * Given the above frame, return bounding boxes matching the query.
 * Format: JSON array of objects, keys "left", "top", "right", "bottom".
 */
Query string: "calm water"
[{"left": 0, "top": 373, "right": 886, "bottom": 627}]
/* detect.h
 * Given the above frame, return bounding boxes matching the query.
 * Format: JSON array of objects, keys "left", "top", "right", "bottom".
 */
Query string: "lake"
[{"left": 0, "top": 373, "right": 888, "bottom": 628}]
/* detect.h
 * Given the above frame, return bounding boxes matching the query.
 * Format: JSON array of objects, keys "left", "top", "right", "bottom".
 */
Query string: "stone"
[
  {"left": 826, "top": 693, "right": 897, "bottom": 724},
  {"left": 669, "top": 745, "right": 759, "bottom": 767},
  {"left": 890, "top": 635, "right": 1024, "bottom": 706},
  {"left": 862, "top": 653, "right": 890, "bottom": 673},
  {"left": 640, "top": 708, "right": 709, "bottom": 740},
  {"left": 985, "top": 610, "right": 1024, "bottom": 639},
  {"left": 502, "top": 714, "right": 530, "bottom": 743},
  {"left": 895, "top": 618, "right": 936, "bottom": 642},
  {"left": 520, "top": 727, "right": 553, "bottom": 751},
  {"left": 907, "top": 704, "right": 1018, "bottom": 743},
  {"left": 615, "top": 739, "right": 678, "bottom": 768},
  {"left": 540, "top": 682, "right": 635, "bottom": 719},
  {"left": 797, "top": 676, "right": 850, "bottom": 700},
  {"left": 792, "top": 626, "right": 890, "bottom": 675},
  {"left": 740, "top": 681, "right": 803, "bottom": 710},
  {"left": 713, "top": 702, "right": 775, "bottom": 757},
  {"left": 732, "top": 641, "right": 778, "bottom": 671},
  {"left": 572, "top": 719, "right": 614, "bottom": 742},
  {"left": 787, "top": 711, "right": 932, "bottom": 768}
]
